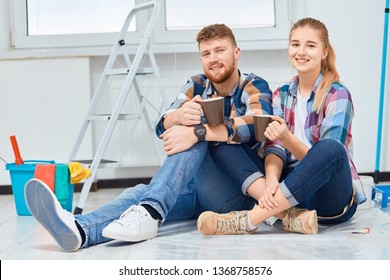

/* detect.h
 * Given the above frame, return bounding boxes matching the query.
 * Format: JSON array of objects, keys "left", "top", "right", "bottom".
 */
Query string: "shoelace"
[
  {"left": 216, "top": 212, "right": 247, "bottom": 234},
  {"left": 286, "top": 209, "right": 304, "bottom": 231},
  {"left": 115, "top": 206, "right": 144, "bottom": 226},
  {"left": 290, "top": 218, "right": 303, "bottom": 231}
]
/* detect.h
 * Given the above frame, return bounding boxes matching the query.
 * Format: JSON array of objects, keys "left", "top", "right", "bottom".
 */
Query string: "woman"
[{"left": 197, "top": 17, "right": 366, "bottom": 235}]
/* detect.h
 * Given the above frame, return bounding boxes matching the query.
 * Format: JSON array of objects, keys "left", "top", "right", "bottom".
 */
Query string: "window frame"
[
  {"left": 154, "top": 0, "right": 290, "bottom": 52},
  {"left": 10, "top": 0, "right": 146, "bottom": 49},
  {"left": 10, "top": 0, "right": 290, "bottom": 53}
]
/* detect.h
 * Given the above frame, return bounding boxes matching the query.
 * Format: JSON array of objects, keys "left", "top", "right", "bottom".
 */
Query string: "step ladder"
[{"left": 69, "top": 1, "right": 168, "bottom": 214}]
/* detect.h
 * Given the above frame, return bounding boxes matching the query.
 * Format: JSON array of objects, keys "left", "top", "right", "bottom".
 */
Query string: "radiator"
[{"left": 93, "top": 76, "right": 183, "bottom": 167}]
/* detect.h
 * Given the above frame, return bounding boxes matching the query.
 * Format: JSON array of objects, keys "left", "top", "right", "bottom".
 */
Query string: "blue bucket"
[{"left": 5, "top": 160, "right": 73, "bottom": 216}]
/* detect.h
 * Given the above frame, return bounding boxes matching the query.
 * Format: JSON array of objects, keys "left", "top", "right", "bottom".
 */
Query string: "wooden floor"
[{"left": 1, "top": 186, "right": 390, "bottom": 261}]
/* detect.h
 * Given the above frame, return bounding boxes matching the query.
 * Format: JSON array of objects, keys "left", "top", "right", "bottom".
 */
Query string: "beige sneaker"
[
  {"left": 197, "top": 210, "right": 257, "bottom": 235},
  {"left": 282, "top": 207, "right": 318, "bottom": 234}
]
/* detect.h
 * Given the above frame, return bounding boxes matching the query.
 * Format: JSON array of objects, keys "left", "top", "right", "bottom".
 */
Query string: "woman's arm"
[
  {"left": 255, "top": 153, "right": 284, "bottom": 210},
  {"left": 265, "top": 116, "right": 310, "bottom": 161}
]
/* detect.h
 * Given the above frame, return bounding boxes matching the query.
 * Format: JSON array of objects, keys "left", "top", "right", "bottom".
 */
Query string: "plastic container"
[
  {"left": 374, "top": 185, "right": 390, "bottom": 208},
  {"left": 358, "top": 176, "right": 375, "bottom": 209},
  {"left": 5, "top": 160, "right": 74, "bottom": 216}
]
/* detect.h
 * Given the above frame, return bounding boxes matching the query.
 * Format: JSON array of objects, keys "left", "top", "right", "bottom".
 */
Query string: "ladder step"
[
  {"left": 86, "top": 114, "right": 140, "bottom": 121},
  {"left": 71, "top": 159, "right": 160, "bottom": 169},
  {"left": 72, "top": 159, "right": 120, "bottom": 168},
  {"left": 70, "top": 1, "right": 165, "bottom": 214},
  {"left": 105, "top": 67, "right": 155, "bottom": 76}
]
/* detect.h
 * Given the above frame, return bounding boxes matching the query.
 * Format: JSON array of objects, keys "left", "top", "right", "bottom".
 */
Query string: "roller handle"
[{"left": 10, "top": 135, "right": 24, "bottom": 165}]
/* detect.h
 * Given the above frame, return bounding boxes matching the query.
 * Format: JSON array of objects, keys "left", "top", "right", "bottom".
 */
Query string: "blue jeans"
[
  {"left": 76, "top": 142, "right": 256, "bottom": 247},
  {"left": 211, "top": 139, "right": 357, "bottom": 225},
  {"left": 209, "top": 142, "right": 265, "bottom": 194},
  {"left": 280, "top": 139, "right": 357, "bottom": 224}
]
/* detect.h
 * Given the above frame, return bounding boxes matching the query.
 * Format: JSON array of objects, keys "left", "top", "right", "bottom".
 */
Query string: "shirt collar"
[{"left": 288, "top": 73, "right": 323, "bottom": 99}]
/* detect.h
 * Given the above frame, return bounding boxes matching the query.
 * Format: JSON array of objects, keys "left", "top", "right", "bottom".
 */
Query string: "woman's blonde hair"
[{"left": 290, "top": 18, "right": 340, "bottom": 112}]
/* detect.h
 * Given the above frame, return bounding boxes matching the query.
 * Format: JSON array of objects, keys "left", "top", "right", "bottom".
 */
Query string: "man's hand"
[
  {"left": 160, "top": 125, "right": 198, "bottom": 155},
  {"left": 175, "top": 95, "right": 203, "bottom": 126}
]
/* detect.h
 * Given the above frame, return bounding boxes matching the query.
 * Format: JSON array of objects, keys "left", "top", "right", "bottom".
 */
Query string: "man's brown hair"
[{"left": 196, "top": 24, "right": 237, "bottom": 47}]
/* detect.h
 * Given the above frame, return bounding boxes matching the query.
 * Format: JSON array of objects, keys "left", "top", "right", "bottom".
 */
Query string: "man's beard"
[{"left": 205, "top": 61, "right": 235, "bottom": 84}]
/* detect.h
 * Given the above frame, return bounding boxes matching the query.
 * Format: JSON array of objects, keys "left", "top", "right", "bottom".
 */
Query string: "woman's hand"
[
  {"left": 257, "top": 176, "right": 279, "bottom": 210},
  {"left": 266, "top": 115, "right": 309, "bottom": 161},
  {"left": 264, "top": 115, "right": 291, "bottom": 142}
]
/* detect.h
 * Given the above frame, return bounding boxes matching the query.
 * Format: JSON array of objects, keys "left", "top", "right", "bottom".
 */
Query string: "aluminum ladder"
[{"left": 69, "top": 1, "right": 168, "bottom": 214}]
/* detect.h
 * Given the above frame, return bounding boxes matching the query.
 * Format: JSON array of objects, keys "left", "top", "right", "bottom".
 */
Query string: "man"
[{"left": 24, "top": 24, "right": 272, "bottom": 252}]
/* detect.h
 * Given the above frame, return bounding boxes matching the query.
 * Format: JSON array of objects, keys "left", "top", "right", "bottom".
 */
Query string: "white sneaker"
[
  {"left": 24, "top": 179, "right": 82, "bottom": 252},
  {"left": 102, "top": 205, "right": 158, "bottom": 242}
]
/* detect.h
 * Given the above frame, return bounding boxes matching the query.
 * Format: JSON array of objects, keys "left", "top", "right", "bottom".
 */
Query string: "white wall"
[
  {"left": 0, "top": 58, "right": 93, "bottom": 184},
  {"left": 0, "top": 0, "right": 389, "bottom": 185},
  {"left": 306, "top": 0, "right": 389, "bottom": 175}
]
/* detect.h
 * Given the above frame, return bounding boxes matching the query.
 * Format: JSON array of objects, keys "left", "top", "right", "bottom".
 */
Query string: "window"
[
  {"left": 165, "top": 0, "right": 275, "bottom": 31},
  {"left": 154, "top": 0, "right": 290, "bottom": 52},
  {"left": 11, "top": 0, "right": 290, "bottom": 52},
  {"left": 26, "top": 0, "right": 136, "bottom": 35},
  {"left": 11, "top": 0, "right": 140, "bottom": 49}
]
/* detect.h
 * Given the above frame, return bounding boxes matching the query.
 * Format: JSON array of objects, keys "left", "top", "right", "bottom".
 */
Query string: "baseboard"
[
  {"left": 88, "top": 177, "right": 152, "bottom": 190},
  {"left": 73, "top": 177, "right": 152, "bottom": 192},
  {"left": 359, "top": 172, "right": 390, "bottom": 183},
  {"left": 0, "top": 173, "right": 389, "bottom": 195}
]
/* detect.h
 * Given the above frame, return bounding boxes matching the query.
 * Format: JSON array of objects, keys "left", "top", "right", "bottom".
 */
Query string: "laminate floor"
[{"left": 1, "top": 186, "right": 390, "bottom": 260}]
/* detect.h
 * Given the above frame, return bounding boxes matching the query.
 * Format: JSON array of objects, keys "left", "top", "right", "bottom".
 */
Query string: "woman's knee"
[{"left": 313, "top": 138, "right": 346, "bottom": 157}]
